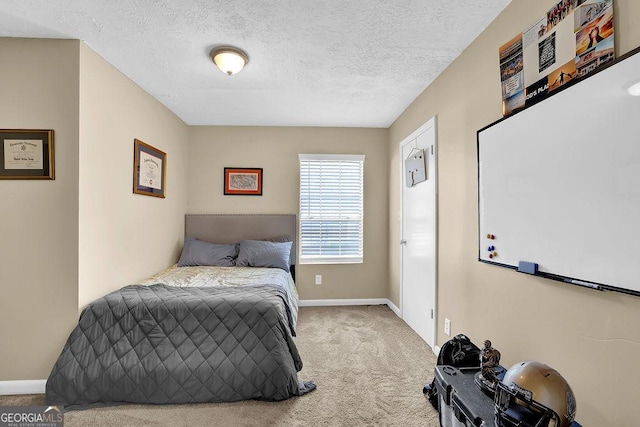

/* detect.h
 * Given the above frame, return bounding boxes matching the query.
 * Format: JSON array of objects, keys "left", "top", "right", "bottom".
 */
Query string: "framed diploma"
[
  {"left": 224, "top": 167, "right": 263, "bottom": 196},
  {"left": 133, "top": 138, "right": 166, "bottom": 198},
  {"left": 0, "top": 129, "right": 54, "bottom": 179}
]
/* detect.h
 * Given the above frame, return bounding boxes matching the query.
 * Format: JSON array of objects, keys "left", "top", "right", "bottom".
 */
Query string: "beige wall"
[
  {"left": 4, "top": 3, "right": 639, "bottom": 422},
  {"left": 188, "top": 126, "right": 389, "bottom": 300},
  {"left": 388, "top": 0, "right": 640, "bottom": 425},
  {"left": 78, "top": 44, "right": 189, "bottom": 307},
  {"left": 0, "top": 39, "right": 80, "bottom": 380},
  {"left": 0, "top": 39, "right": 189, "bottom": 381}
]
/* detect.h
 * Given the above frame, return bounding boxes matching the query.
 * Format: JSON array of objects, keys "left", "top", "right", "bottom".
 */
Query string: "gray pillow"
[
  {"left": 236, "top": 240, "right": 293, "bottom": 272},
  {"left": 177, "top": 238, "right": 238, "bottom": 267},
  {"left": 262, "top": 235, "right": 294, "bottom": 265}
]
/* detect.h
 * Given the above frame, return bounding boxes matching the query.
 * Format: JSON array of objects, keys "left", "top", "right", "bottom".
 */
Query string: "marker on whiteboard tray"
[{"left": 564, "top": 278, "right": 602, "bottom": 290}]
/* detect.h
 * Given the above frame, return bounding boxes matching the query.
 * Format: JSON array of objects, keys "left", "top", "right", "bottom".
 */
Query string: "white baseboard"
[
  {"left": 0, "top": 380, "right": 46, "bottom": 395},
  {"left": 299, "top": 298, "right": 401, "bottom": 316},
  {"left": 299, "top": 298, "right": 390, "bottom": 307},
  {"left": 386, "top": 300, "right": 400, "bottom": 317}
]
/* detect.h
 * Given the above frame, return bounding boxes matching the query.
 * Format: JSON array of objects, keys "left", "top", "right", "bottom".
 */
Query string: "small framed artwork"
[
  {"left": 224, "top": 167, "right": 263, "bottom": 196},
  {"left": 133, "top": 138, "right": 166, "bottom": 198},
  {"left": 0, "top": 129, "right": 54, "bottom": 179}
]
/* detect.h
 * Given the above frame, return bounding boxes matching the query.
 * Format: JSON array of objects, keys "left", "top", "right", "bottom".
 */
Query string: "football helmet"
[{"left": 494, "top": 360, "right": 576, "bottom": 427}]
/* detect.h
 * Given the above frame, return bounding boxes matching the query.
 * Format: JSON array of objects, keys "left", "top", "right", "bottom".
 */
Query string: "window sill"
[{"left": 299, "top": 258, "right": 363, "bottom": 265}]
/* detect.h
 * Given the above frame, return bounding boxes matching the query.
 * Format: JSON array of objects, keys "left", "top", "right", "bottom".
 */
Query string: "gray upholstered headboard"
[{"left": 184, "top": 214, "right": 297, "bottom": 265}]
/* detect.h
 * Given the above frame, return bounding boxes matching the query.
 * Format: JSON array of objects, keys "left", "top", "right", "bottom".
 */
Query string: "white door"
[{"left": 401, "top": 117, "right": 437, "bottom": 349}]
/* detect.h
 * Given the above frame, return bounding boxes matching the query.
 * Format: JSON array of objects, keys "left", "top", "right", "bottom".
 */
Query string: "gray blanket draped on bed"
[{"left": 45, "top": 284, "right": 314, "bottom": 410}]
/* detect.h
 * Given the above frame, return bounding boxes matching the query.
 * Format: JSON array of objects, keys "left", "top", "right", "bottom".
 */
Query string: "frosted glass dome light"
[{"left": 210, "top": 47, "right": 249, "bottom": 76}]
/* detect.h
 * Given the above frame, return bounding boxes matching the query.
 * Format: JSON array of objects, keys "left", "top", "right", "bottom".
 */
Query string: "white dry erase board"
[{"left": 477, "top": 46, "right": 640, "bottom": 297}]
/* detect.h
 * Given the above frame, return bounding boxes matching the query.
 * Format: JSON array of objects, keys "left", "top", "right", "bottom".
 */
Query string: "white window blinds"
[{"left": 298, "top": 154, "right": 365, "bottom": 264}]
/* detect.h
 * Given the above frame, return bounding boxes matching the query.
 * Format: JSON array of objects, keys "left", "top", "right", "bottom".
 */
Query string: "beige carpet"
[{"left": 0, "top": 305, "right": 439, "bottom": 426}]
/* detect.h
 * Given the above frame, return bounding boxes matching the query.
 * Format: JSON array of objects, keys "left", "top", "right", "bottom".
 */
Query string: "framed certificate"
[
  {"left": 0, "top": 129, "right": 54, "bottom": 179},
  {"left": 133, "top": 138, "right": 166, "bottom": 198}
]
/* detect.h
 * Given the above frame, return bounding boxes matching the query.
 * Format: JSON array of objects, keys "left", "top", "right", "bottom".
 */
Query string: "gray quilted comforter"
[{"left": 45, "top": 282, "right": 314, "bottom": 409}]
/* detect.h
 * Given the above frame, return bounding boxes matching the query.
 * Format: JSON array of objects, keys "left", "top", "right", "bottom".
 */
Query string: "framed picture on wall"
[
  {"left": 133, "top": 138, "right": 166, "bottom": 198},
  {"left": 224, "top": 167, "right": 263, "bottom": 196},
  {"left": 0, "top": 129, "right": 54, "bottom": 179}
]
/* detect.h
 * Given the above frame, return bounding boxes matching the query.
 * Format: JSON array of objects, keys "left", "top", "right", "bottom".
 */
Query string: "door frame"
[{"left": 399, "top": 116, "right": 438, "bottom": 351}]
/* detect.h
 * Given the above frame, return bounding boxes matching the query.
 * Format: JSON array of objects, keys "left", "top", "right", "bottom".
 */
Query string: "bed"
[{"left": 45, "top": 214, "right": 314, "bottom": 410}]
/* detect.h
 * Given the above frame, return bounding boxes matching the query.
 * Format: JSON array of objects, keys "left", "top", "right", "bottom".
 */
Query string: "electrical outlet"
[
  {"left": 315, "top": 275, "right": 322, "bottom": 285},
  {"left": 444, "top": 318, "right": 451, "bottom": 337}
]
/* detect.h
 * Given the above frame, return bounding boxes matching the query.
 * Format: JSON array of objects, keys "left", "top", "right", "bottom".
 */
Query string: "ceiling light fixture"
[
  {"left": 210, "top": 46, "right": 249, "bottom": 76},
  {"left": 627, "top": 81, "right": 640, "bottom": 96}
]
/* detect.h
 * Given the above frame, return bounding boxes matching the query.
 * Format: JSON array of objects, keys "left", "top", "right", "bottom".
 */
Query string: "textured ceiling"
[{"left": 0, "top": 0, "right": 511, "bottom": 127}]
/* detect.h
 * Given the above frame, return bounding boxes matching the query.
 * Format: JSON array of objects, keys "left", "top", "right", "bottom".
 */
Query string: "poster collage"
[{"left": 500, "top": 0, "right": 614, "bottom": 116}]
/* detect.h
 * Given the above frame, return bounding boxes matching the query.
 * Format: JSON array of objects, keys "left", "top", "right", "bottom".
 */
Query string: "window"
[{"left": 298, "top": 154, "right": 364, "bottom": 264}]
